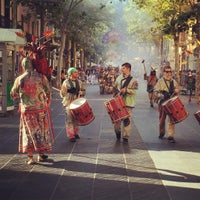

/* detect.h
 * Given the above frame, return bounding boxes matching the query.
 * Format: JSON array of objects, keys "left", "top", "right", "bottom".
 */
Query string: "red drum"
[
  {"left": 194, "top": 110, "right": 200, "bottom": 125},
  {"left": 69, "top": 98, "right": 95, "bottom": 126},
  {"left": 162, "top": 96, "right": 188, "bottom": 124},
  {"left": 104, "top": 95, "right": 130, "bottom": 123}
]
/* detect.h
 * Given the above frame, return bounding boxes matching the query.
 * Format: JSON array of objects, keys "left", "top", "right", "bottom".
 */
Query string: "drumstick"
[
  {"left": 142, "top": 59, "right": 147, "bottom": 74},
  {"left": 108, "top": 102, "right": 114, "bottom": 112},
  {"left": 170, "top": 92, "right": 176, "bottom": 98}
]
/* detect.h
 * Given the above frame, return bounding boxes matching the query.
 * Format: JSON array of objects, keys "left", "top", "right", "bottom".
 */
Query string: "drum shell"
[
  {"left": 194, "top": 110, "right": 200, "bottom": 125},
  {"left": 104, "top": 96, "right": 130, "bottom": 123},
  {"left": 162, "top": 96, "right": 188, "bottom": 124},
  {"left": 69, "top": 98, "right": 95, "bottom": 126}
]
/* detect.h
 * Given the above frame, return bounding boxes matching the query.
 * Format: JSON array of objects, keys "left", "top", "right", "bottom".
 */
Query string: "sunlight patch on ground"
[{"left": 149, "top": 150, "right": 200, "bottom": 189}]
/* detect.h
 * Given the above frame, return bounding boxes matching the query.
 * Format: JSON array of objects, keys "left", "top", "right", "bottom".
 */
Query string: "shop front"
[{"left": 0, "top": 28, "right": 25, "bottom": 115}]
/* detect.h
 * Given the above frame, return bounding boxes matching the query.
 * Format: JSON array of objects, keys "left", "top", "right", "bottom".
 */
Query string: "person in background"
[
  {"left": 76, "top": 67, "right": 87, "bottom": 86},
  {"left": 154, "top": 65, "right": 180, "bottom": 143},
  {"left": 77, "top": 67, "right": 86, "bottom": 98},
  {"left": 60, "top": 67, "right": 86, "bottom": 142},
  {"left": 144, "top": 67, "right": 158, "bottom": 107},
  {"left": 47, "top": 65, "right": 53, "bottom": 83},
  {"left": 10, "top": 57, "right": 53, "bottom": 165},
  {"left": 61, "top": 69, "right": 66, "bottom": 84},
  {"left": 186, "top": 71, "right": 195, "bottom": 102},
  {"left": 113, "top": 62, "right": 138, "bottom": 143}
]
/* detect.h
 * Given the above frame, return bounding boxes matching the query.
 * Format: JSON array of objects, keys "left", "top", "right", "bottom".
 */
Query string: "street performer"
[
  {"left": 113, "top": 62, "right": 138, "bottom": 143},
  {"left": 60, "top": 67, "right": 86, "bottom": 142},
  {"left": 154, "top": 65, "right": 180, "bottom": 143},
  {"left": 144, "top": 67, "right": 158, "bottom": 107},
  {"left": 10, "top": 57, "right": 53, "bottom": 165}
]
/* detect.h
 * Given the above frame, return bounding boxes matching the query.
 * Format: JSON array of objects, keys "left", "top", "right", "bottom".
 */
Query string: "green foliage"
[
  {"left": 60, "top": 0, "right": 114, "bottom": 57},
  {"left": 128, "top": 0, "right": 194, "bottom": 38},
  {"left": 16, "top": 0, "right": 117, "bottom": 59},
  {"left": 124, "top": 1, "right": 157, "bottom": 43}
]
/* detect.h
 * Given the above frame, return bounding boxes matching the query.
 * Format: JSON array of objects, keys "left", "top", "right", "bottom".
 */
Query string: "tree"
[
  {"left": 16, "top": 0, "right": 115, "bottom": 87},
  {"left": 126, "top": 0, "right": 190, "bottom": 79}
]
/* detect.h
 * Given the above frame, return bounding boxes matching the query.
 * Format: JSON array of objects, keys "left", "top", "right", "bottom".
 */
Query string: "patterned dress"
[{"left": 10, "top": 70, "right": 52, "bottom": 153}]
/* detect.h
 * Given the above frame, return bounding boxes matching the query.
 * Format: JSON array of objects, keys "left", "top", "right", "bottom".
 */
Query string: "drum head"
[
  {"left": 70, "top": 98, "right": 86, "bottom": 109},
  {"left": 162, "top": 96, "right": 178, "bottom": 106},
  {"left": 162, "top": 98, "right": 171, "bottom": 106}
]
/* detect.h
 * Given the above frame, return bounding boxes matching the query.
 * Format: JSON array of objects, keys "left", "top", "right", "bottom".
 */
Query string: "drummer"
[
  {"left": 113, "top": 62, "right": 138, "bottom": 143},
  {"left": 60, "top": 67, "right": 86, "bottom": 142},
  {"left": 154, "top": 65, "right": 180, "bottom": 143}
]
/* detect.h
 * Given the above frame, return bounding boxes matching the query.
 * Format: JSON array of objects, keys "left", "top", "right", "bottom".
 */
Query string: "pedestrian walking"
[
  {"left": 60, "top": 67, "right": 86, "bottom": 142},
  {"left": 10, "top": 57, "right": 53, "bottom": 165},
  {"left": 186, "top": 71, "right": 195, "bottom": 102},
  {"left": 144, "top": 67, "right": 158, "bottom": 107},
  {"left": 61, "top": 69, "right": 66, "bottom": 84},
  {"left": 154, "top": 65, "right": 180, "bottom": 143},
  {"left": 113, "top": 62, "right": 138, "bottom": 143}
]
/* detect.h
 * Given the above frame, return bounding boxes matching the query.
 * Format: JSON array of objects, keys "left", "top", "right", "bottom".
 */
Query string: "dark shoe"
[
  {"left": 123, "top": 138, "right": 128, "bottom": 143},
  {"left": 168, "top": 136, "right": 176, "bottom": 143},
  {"left": 158, "top": 133, "right": 165, "bottom": 139},
  {"left": 75, "top": 135, "right": 80, "bottom": 139},
  {"left": 69, "top": 138, "right": 76, "bottom": 142},
  {"left": 38, "top": 154, "right": 48, "bottom": 162},
  {"left": 116, "top": 133, "right": 121, "bottom": 140}
]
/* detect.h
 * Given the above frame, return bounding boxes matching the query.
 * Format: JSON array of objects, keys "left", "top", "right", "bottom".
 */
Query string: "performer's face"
[
  {"left": 121, "top": 66, "right": 130, "bottom": 77},
  {"left": 164, "top": 68, "right": 172, "bottom": 80},
  {"left": 70, "top": 70, "right": 79, "bottom": 80}
]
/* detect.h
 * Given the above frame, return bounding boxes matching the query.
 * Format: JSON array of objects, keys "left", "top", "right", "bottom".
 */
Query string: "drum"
[
  {"left": 162, "top": 96, "right": 188, "bottom": 124},
  {"left": 194, "top": 110, "right": 200, "bottom": 125},
  {"left": 104, "top": 95, "right": 130, "bottom": 123},
  {"left": 69, "top": 98, "right": 95, "bottom": 126}
]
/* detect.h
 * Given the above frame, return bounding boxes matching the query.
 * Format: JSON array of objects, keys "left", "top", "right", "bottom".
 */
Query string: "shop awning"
[{"left": 0, "top": 28, "right": 26, "bottom": 45}]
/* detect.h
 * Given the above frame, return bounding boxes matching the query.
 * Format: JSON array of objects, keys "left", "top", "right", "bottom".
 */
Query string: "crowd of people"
[
  {"left": 98, "top": 66, "right": 121, "bottom": 95},
  {"left": 11, "top": 55, "right": 195, "bottom": 164}
]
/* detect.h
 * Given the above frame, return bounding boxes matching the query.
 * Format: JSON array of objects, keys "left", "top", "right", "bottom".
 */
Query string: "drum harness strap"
[
  {"left": 120, "top": 75, "right": 132, "bottom": 97},
  {"left": 68, "top": 79, "right": 80, "bottom": 98},
  {"left": 120, "top": 76, "right": 133, "bottom": 127},
  {"left": 164, "top": 78, "right": 174, "bottom": 97},
  {"left": 160, "top": 78, "right": 175, "bottom": 105}
]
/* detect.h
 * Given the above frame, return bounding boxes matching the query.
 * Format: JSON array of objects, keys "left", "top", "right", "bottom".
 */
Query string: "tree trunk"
[
  {"left": 57, "top": 25, "right": 67, "bottom": 88},
  {"left": 174, "top": 35, "right": 180, "bottom": 84},
  {"left": 195, "top": 48, "right": 200, "bottom": 103},
  {"left": 195, "top": 19, "right": 200, "bottom": 103},
  {"left": 80, "top": 49, "right": 84, "bottom": 70},
  {"left": 72, "top": 40, "right": 76, "bottom": 68},
  {"left": 66, "top": 39, "right": 72, "bottom": 70}
]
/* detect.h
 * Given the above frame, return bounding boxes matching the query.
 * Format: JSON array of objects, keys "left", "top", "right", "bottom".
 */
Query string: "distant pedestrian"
[
  {"left": 154, "top": 65, "right": 180, "bottom": 143},
  {"left": 61, "top": 69, "right": 66, "bottom": 84},
  {"left": 113, "top": 62, "right": 138, "bottom": 143},
  {"left": 60, "top": 67, "right": 86, "bottom": 142},
  {"left": 10, "top": 57, "right": 53, "bottom": 165},
  {"left": 186, "top": 71, "right": 195, "bottom": 102},
  {"left": 144, "top": 67, "right": 158, "bottom": 107}
]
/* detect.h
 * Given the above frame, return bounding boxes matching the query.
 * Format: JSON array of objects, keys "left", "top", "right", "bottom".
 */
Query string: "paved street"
[{"left": 0, "top": 78, "right": 200, "bottom": 200}]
